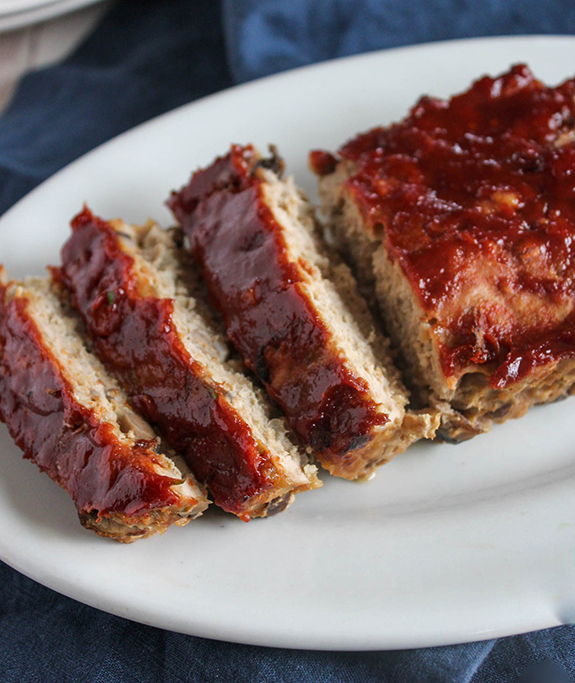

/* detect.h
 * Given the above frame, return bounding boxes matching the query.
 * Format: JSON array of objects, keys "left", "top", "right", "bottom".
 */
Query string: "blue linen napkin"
[
  {"left": 0, "top": 0, "right": 574, "bottom": 681},
  {"left": 0, "top": 0, "right": 232, "bottom": 216},
  {"left": 223, "top": 0, "right": 575, "bottom": 83}
]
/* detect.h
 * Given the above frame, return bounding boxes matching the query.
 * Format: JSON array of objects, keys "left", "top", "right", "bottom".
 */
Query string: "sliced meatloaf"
[
  {"left": 57, "top": 208, "right": 319, "bottom": 519},
  {"left": 168, "top": 145, "right": 437, "bottom": 479},
  {"left": 312, "top": 64, "right": 575, "bottom": 441},
  {"left": 0, "top": 271, "right": 208, "bottom": 542}
]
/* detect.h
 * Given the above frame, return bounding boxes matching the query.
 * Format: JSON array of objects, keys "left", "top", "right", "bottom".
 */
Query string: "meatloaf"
[
  {"left": 168, "top": 145, "right": 437, "bottom": 479},
  {"left": 57, "top": 208, "right": 319, "bottom": 519},
  {"left": 312, "top": 64, "right": 575, "bottom": 440},
  {"left": 0, "top": 271, "right": 208, "bottom": 542}
]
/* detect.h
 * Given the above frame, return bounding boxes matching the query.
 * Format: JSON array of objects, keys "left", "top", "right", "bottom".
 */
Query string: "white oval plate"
[
  {"left": 1, "top": 36, "right": 575, "bottom": 651},
  {"left": 0, "top": 0, "right": 104, "bottom": 32}
]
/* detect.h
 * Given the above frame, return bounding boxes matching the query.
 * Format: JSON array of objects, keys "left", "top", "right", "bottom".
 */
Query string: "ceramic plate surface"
[
  {"left": 0, "top": 0, "right": 104, "bottom": 31},
  {"left": 0, "top": 36, "right": 574, "bottom": 651}
]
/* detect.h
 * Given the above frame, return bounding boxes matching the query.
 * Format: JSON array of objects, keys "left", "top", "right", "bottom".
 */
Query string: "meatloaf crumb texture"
[
  {"left": 169, "top": 145, "right": 437, "bottom": 478},
  {"left": 0, "top": 271, "right": 208, "bottom": 542},
  {"left": 58, "top": 208, "right": 319, "bottom": 519}
]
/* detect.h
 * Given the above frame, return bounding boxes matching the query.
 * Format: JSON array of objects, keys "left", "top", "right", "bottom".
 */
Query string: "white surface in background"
[
  {"left": 0, "top": 1, "right": 110, "bottom": 110},
  {"left": 0, "top": 36, "right": 574, "bottom": 651},
  {"left": 0, "top": 0, "right": 107, "bottom": 32}
]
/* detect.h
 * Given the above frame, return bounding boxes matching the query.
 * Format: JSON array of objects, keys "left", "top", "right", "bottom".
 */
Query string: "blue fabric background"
[
  {"left": 0, "top": 0, "right": 232, "bottom": 216},
  {"left": 0, "top": 0, "right": 574, "bottom": 680},
  {"left": 222, "top": 0, "right": 575, "bottom": 83}
]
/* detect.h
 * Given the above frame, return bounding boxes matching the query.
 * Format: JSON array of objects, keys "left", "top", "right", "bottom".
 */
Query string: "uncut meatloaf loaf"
[
  {"left": 312, "top": 64, "right": 575, "bottom": 441},
  {"left": 0, "top": 270, "right": 208, "bottom": 542},
  {"left": 57, "top": 208, "right": 319, "bottom": 519},
  {"left": 168, "top": 145, "right": 437, "bottom": 479}
]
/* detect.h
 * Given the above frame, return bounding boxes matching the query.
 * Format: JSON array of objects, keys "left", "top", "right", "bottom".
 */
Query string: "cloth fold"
[
  {"left": 0, "top": 0, "right": 574, "bottom": 681},
  {"left": 223, "top": 0, "right": 575, "bottom": 83}
]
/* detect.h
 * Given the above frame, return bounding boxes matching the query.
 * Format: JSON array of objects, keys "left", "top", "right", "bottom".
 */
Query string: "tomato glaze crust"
[
  {"left": 168, "top": 145, "right": 392, "bottom": 467},
  {"left": 0, "top": 280, "right": 200, "bottom": 540},
  {"left": 312, "top": 65, "right": 575, "bottom": 391},
  {"left": 57, "top": 208, "right": 312, "bottom": 519}
]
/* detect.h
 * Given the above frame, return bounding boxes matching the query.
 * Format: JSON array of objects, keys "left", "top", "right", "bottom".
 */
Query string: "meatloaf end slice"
[{"left": 312, "top": 65, "right": 575, "bottom": 441}]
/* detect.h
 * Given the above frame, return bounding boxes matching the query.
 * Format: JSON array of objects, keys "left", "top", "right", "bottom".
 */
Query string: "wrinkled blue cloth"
[
  {"left": 0, "top": 0, "right": 574, "bottom": 681},
  {"left": 0, "top": 0, "right": 232, "bottom": 216},
  {"left": 223, "top": 0, "right": 575, "bottom": 83}
]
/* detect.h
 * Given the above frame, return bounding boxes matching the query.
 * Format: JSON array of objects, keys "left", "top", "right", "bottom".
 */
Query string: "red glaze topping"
[
  {"left": 318, "top": 65, "right": 575, "bottom": 388},
  {"left": 168, "top": 145, "right": 388, "bottom": 461},
  {"left": 58, "top": 208, "right": 282, "bottom": 519},
  {"left": 0, "top": 288, "right": 187, "bottom": 519},
  {"left": 309, "top": 150, "right": 338, "bottom": 176}
]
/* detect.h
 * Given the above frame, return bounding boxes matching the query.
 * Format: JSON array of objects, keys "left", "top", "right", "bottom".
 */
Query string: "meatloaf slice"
[
  {"left": 0, "top": 271, "right": 208, "bottom": 542},
  {"left": 168, "top": 145, "right": 437, "bottom": 480},
  {"left": 57, "top": 208, "right": 319, "bottom": 520},
  {"left": 312, "top": 64, "right": 575, "bottom": 441}
]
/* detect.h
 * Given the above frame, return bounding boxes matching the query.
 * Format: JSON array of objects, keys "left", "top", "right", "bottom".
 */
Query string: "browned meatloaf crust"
[
  {"left": 0, "top": 271, "right": 208, "bottom": 542},
  {"left": 312, "top": 64, "right": 575, "bottom": 441},
  {"left": 57, "top": 208, "right": 319, "bottom": 519},
  {"left": 168, "top": 145, "right": 437, "bottom": 479}
]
